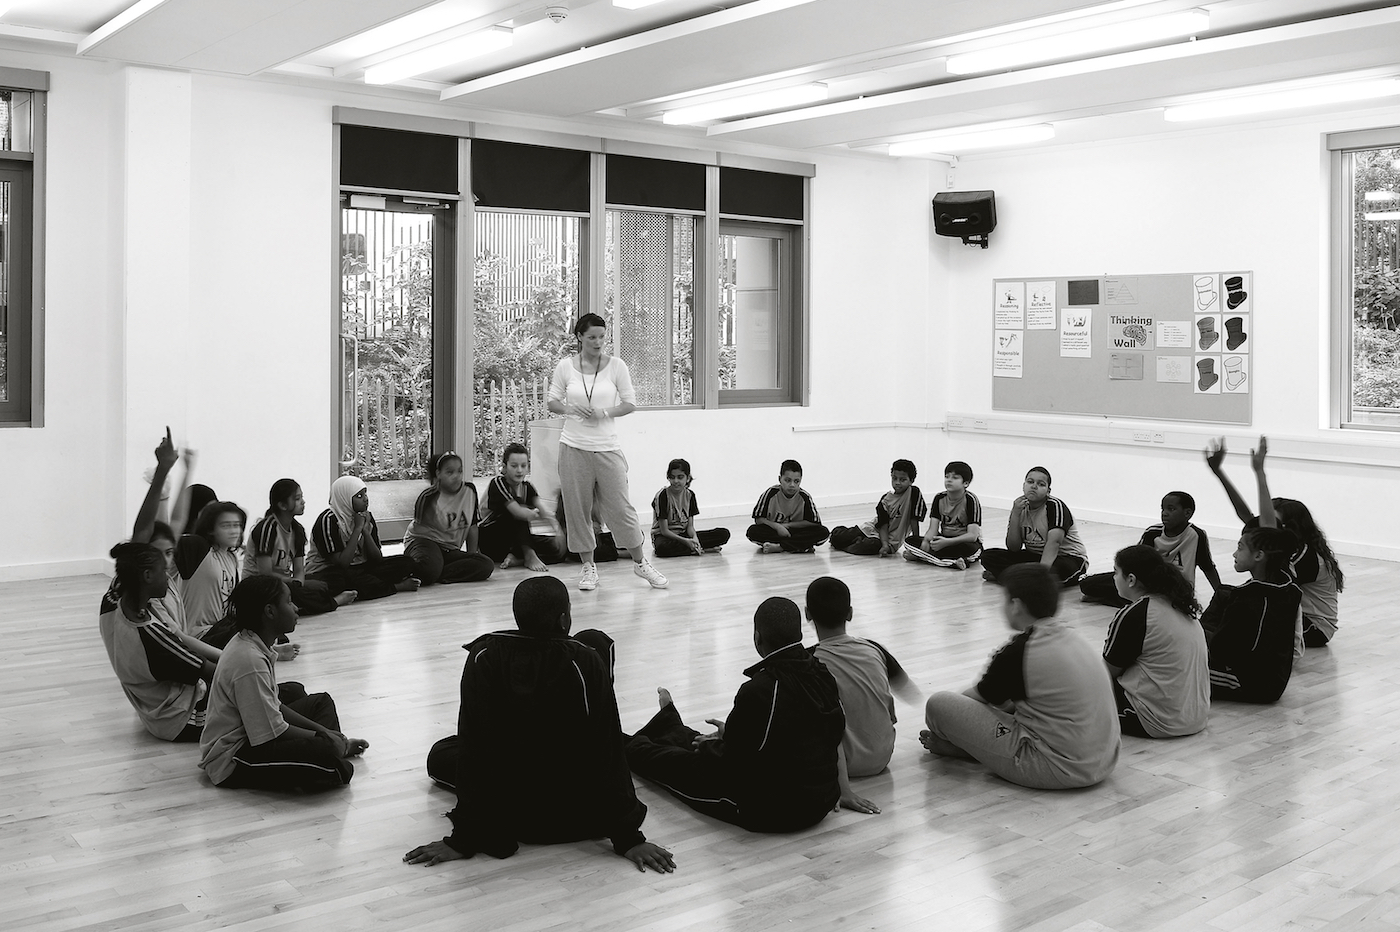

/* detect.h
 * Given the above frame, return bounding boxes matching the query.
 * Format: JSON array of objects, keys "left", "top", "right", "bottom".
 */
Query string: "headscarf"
[{"left": 329, "top": 475, "right": 367, "bottom": 538}]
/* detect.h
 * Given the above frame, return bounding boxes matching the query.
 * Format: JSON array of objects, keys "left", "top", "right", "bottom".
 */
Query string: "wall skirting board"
[{"left": 0, "top": 558, "right": 112, "bottom": 583}]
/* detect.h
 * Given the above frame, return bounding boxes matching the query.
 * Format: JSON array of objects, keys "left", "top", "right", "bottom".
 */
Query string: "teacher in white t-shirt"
[{"left": 546, "top": 314, "right": 669, "bottom": 593}]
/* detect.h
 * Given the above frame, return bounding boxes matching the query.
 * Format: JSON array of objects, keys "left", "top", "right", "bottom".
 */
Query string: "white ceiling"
[{"left": 6, "top": 0, "right": 1400, "bottom": 156}]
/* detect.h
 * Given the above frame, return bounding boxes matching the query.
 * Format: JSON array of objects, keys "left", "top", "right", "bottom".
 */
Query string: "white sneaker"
[
  {"left": 578, "top": 562, "right": 599, "bottom": 591},
  {"left": 633, "top": 559, "right": 669, "bottom": 589}
]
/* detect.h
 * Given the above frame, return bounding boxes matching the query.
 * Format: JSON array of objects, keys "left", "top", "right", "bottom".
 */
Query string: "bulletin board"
[{"left": 990, "top": 272, "right": 1253, "bottom": 424}]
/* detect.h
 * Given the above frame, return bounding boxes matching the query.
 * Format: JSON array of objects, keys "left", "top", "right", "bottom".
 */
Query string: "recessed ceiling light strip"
[
  {"left": 946, "top": 8, "right": 1209, "bottom": 75},
  {"left": 888, "top": 124, "right": 1055, "bottom": 156},
  {"left": 365, "top": 26, "right": 514, "bottom": 85},
  {"left": 663, "top": 85, "right": 828, "bottom": 125},
  {"left": 1163, "top": 77, "right": 1400, "bottom": 121}
]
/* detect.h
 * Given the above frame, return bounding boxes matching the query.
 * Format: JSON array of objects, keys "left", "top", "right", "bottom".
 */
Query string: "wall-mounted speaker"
[{"left": 933, "top": 190, "right": 996, "bottom": 248}]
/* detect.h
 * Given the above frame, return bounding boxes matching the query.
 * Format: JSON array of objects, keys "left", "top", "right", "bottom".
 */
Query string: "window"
[
  {"left": 0, "top": 75, "right": 44, "bottom": 425},
  {"left": 1332, "top": 127, "right": 1400, "bottom": 429}
]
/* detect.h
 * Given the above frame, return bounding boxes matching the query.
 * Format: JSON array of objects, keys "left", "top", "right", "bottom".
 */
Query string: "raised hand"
[
  {"left": 155, "top": 426, "right": 178, "bottom": 471},
  {"left": 1250, "top": 435, "right": 1268, "bottom": 472},
  {"left": 1205, "top": 437, "right": 1227, "bottom": 471}
]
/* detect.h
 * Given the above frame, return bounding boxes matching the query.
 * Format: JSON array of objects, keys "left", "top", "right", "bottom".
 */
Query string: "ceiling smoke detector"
[{"left": 545, "top": 4, "right": 568, "bottom": 22}]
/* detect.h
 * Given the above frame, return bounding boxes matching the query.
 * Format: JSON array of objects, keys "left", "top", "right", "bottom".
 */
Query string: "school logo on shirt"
[
  {"left": 1023, "top": 525, "right": 1045, "bottom": 546},
  {"left": 994, "top": 723, "right": 1011, "bottom": 738},
  {"left": 444, "top": 510, "right": 469, "bottom": 529}
]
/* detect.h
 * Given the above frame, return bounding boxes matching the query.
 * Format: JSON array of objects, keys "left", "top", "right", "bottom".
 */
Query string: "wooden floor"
[{"left": 4, "top": 505, "right": 1399, "bottom": 932}]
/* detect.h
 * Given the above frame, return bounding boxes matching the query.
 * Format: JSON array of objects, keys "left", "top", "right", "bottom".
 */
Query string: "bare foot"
[
  {"left": 524, "top": 552, "right": 548, "bottom": 572},
  {"left": 396, "top": 577, "right": 422, "bottom": 592},
  {"left": 346, "top": 738, "right": 370, "bottom": 757},
  {"left": 274, "top": 642, "right": 301, "bottom": 661},
  {"left": 918, "top": 729, "right": 935, "bottom": 753},
  {"left": 501, "top": 554, "right": 522, "bottom": 569},
  {"left": 657, "top": 687, "right": 673, "bottom": 709},
  {"left": 334, "top": 590, "right": 358, "bottom": 607}
]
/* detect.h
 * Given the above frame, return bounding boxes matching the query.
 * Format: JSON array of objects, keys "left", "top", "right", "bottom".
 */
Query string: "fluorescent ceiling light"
[
  {"left": 615, "top": 0, "right": 670, "bottom": 8},
  {"left": 662, "top": 84, "right": 827, "bottom": 125},
  {"left": 1366, "top": 211, "right": 1400, "bottom": 221},
  {"left": 1365, "top": 191, "right": 1399, "bottom": 201},
  {"left": 888, "top": 124, "right": 1055, "bottom": 157},
  {"left": 364, "top": 26, "right": 513, "bottom": 85},
  {"left": 1164, "top": 78, "right": 1400, "bottom": 121},
  {"left": 946, "top": 8, "right": 1208, "bottom": 75}
]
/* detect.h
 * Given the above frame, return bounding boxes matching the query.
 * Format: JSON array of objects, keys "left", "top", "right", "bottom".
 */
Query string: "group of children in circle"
[{"left": 98, "top": 425, "right": 1341, "bottom": 833}]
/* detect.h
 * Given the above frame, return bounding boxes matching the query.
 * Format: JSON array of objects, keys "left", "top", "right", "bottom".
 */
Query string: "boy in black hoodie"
[
  {"left": 624, "top": 596, "right": 846, "bottom": 832},
  {"left": 403, "top": 576, "right": 674, "bottom": 872}
]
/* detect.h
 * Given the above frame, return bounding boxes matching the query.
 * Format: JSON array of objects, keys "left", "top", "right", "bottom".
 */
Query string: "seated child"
[
  {"left": 1101, "top": 546, "right": 1210, "bottom": 738},
  {"left": 306, "top": 476, "right": 421, "bottom": 600},
  {"left": 402, "top": 452, "right": 495, "bottom": 586},
  {"left": 981, "top": 466, "right": 1090, "bottom": 587},
  {"left": 100, "top": 541, "right": 222, "bottom": 742},
  {"left": 404, "top": 576, "right": 674, "bottom": 873},
  {"left": 1200, "top": 526, "right": 1302, "bottom": 704},
  {"left": 903, "top": 460, "right": 983, "bottom": 568},
  {"left": 174, "top": 500, "right": 247, "bottom": 644},
  {"left": 200, "top": 577, "right": 367, "bottom": 790},
  {"left": 1207, "top": 436, "right": 1343, "bottom": 651},
  {"left": 1080, "top": 491, "right": 1222, "bottom": 607},
  {"left": 243, "top": 478, "right": 351, "bottom": 616},
  {"left": 921, "top": 563, "right": 1120, "bottom": 789},
  {"left": 745, "top": 459, "right": 831, "bottom": 553},
  {"left": 478, "top": 443, "right": 564, "bottom": 571},
  {"left": 625, "top": 597, "right": 846, "bottom": 833},
  {"left": 806, "top": 576, "right": 921, "bottom": 814},
  {"left": 651, "top": 457, "right": 731, "bottom": 558},
  {"left": 830, "top": 459, "right": 926, "bottom": 557}
]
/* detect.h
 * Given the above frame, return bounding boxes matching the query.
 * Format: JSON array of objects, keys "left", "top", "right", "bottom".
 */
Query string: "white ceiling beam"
[
  {"left": 439, "top": 0, "right": 820, "bottom": 101},
  {"left": 704, "top": 3, "right": 1400, "bottom": 137},
  {"left": 76, "top": 0, "right": 174, "bottom": 56}
]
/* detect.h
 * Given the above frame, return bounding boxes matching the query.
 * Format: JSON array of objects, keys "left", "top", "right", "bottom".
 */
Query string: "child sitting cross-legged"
[
  {"left": 830, "top": 459, "right": 927, "bottom": 557},
  {"left": 981, "top": 466, "right": 1090, "bottom": 587},
  {"left": 903, "top": 460, "right": 983, "bottom": 569},
  {"left": 1080, "top": 491, "right": 1222, "bottom": 608},
  {"left": 650, "top": 458, "right": 731, "bottom": 558},
  {"left": 1101, "top": 545, "right": 1210, "bottom": 739},
  {"left": 745, "top": 459, "right": 830, "bottom": 554}
]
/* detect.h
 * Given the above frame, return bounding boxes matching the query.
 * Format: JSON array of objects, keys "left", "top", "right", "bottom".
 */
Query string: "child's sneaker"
[
  {"left": 578, "top": 562, "right": 599, "bottom": 591},
  {"left": 633, "top": 559, "right": 669, "bottom": 589}
]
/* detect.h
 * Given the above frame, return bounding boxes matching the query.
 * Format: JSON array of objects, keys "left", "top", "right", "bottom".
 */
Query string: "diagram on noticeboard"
[{"left": 1194, "top": 272, "right": 1249, "bottom": 394}]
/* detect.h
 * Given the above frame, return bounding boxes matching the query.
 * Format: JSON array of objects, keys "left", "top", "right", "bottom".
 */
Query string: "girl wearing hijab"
[{"left": 306, "top": 476, "right": 421, "bottom": 601}]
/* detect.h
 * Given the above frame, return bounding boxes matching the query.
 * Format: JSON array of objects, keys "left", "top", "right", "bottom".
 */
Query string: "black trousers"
[
  {"left": 653, "top": 528, "right": 731, "bottom": 557},
  {"left": 308, "top": 554, "right": 419, "bottom": 601},
  {"left": 744, "top": 524, "right": 831, "bottom": 551},
  {"left": 981, "top": 548, "right": 1089, "bottom": 586},
  {"left": 217, "top": 684, "right": 355, "bottom": 791}
]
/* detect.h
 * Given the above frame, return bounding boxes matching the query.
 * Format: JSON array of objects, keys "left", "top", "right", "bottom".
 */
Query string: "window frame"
[
  {"left": 0, "top": 68, "right": 46, "bottom": 427},
  {"left": 716, "top": 219, "right": 801, "bottom": 407}
]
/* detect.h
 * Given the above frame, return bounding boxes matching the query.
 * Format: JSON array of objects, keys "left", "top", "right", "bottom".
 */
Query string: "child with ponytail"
[
  {"left": 402, "top": 451, "right": 495, "bottom": 586},
  {"left": 1101, "top": 545, "right": 1209, "bottom": 738},
  {"left": 244, "top": 478, "right": 354, "bottom": 614},
  {"left": 1200, "top": 527, "right": 1302, "bottom": 703}
]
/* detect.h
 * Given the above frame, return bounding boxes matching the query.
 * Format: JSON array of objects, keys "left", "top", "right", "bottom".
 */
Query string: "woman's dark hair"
[
  {"left": 502, "top": 442, "right": 529, "bottom": 465},
  {"left": 183, "top": 484, "right": 219, "bottom": 536},
  {"left": 231, "top": 576, "right": 288, "bottom": 632},
  {"left": 194, "top": 501, "right": 248, "bottom": 545},
  {"left": 667, "top": 457, "right": 693, "bottom": 482},
  {"left": 150, "top": 521, "right": 177, "bottom": 547},
  {"left": 573, "top": 313, "right": 607, "bottom": 337},
  {"left": 110, "top": 541, "right": 164, "bottom": 595},
  {"left": 267, "top": 478, "right": 300, "bottom": 516},
  {"left": 426, "top": 451, "right": 465, "bottom": 481},
  {"left": 891, "top": 458, "right": 917, "bottom": 481},
  {"left": 1114, "top": 545, "right": 1200, "bottom": 617},
  {"left": 1241, "top": 526, "right": 1299, "bottom": 580},
  {"left": 1272, "top": 498, "right": 1344, "bottom": 592}
]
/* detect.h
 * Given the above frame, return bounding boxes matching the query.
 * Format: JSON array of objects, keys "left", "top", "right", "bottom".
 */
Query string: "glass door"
[{"left": 339, "top": 198, "right": 452, "bottom": 539}]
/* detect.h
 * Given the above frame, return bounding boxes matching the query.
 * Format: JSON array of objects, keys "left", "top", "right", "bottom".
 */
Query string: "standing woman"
[{"left": 546, "top": 314, "right": 668, "bottom": 592}]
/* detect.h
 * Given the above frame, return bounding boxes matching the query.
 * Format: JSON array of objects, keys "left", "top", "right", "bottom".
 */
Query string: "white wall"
[
  {"left": 934, "top": 106, "right": 1400, "bottom": 562},
  {"left": 0, "top": 57, "right": 933, "bottom": 577}
]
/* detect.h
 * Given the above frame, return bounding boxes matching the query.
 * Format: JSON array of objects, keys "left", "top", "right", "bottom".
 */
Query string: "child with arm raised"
[
  {"left": 651, "top": 458, "right": 731, "bottom": 558},
  {"left": 402, "top": 452, "right": 495, "bottom": 586},
  {"left": 1201, "top": 527, "right": 1302, "bottom": 703}
]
